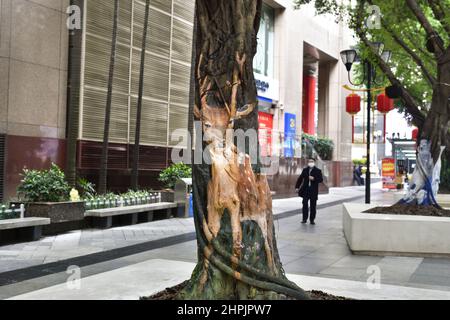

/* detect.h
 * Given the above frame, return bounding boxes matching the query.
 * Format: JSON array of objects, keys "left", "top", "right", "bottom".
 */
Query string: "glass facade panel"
[{"left": 254, "top": 4, "right": 274, "bottom": 78}]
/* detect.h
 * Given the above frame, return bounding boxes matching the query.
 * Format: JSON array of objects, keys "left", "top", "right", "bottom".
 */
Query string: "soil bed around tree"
[
  {"left": 364, "top": 204, "right": 450, "bottom": 217},
  {"left": 140, "top": 281, "right": 352, "bottom": 300}
]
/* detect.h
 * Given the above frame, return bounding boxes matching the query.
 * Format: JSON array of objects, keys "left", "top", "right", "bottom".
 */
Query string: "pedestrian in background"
[{"left": 295, "top": 159, "right": 324, "bottom": 225}]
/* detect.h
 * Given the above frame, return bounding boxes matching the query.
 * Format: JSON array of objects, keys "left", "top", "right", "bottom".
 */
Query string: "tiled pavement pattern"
[
  {"left": 0, "top": 185, "right": 368, "bottom": 273},
  {"left": 1, "top": 184, "right": 450, "bottom": 296},
  {"left": 0, "top": 218, "right": 194, "bottom": 273}
]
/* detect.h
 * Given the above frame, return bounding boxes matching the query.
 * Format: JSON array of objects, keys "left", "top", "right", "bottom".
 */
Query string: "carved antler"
[
  {"left": 229, "top": 52, "right": 248, "bottom": 119},
  {"left": 236, "top": 102, "right": 256, "bottom": 119}
]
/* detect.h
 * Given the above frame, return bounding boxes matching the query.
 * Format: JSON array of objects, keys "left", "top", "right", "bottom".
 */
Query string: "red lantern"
[
  {"left": 377, "top": 93, "right": 394, "bottom": 114},
  {"left": 346, "top": 93, "right": 361, "bottom": 115},
  {"left": 412, "top": 128, "right": 419, "bottom": 141}
]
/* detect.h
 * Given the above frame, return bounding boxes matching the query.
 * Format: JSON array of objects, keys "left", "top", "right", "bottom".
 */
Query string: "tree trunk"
[
  {"left": 131, "top": 0, "right": 151, "bottom": 190},
  {"left": 178, "top": 0, "right": 309, "bottom": 300},
  {"left": 98, "top": 0, "right": 120, "bottom": 195},
  {"left": 422, "top": 46, "right": 450, "bottom": 162},
  {"left": 402, "top": 46, "right": 449, "bottom": 206}
]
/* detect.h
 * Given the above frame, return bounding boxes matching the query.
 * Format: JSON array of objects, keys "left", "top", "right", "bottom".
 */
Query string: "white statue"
[{"left": 402, "top": 139, "right": 445, "bottom": 206}]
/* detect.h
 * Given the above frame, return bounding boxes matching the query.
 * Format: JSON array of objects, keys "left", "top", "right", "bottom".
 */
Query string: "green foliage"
[
  {"left": 293, "top": 0, "right": 449, "bottom": 124},
  {"left": 0, "top": 205, "right": 19, "bottom": 221},
  {"left": 158, "top": 163, "right": 192, "bottom": 189},
  {"left": 17, "top": 164, "right": 71, "bottom": 203},
  {"left": 302, "top": 134, "right": 335, "bottom": 161},
  {"left": 120, "top": 189, "right": 153, "bottom": 199},
  {"left": 77, "top": 178, "right": 96, "bottom": 199},
  {"left": 352, "top": 158, "right": 367, "bottom": 166}
]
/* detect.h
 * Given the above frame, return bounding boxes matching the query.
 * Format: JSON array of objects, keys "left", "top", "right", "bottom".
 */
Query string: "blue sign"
[{"left": 284, "top": 113, "right": 296, "bottom": 158}]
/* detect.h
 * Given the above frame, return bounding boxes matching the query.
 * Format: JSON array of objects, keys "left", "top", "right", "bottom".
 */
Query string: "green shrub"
[
  {"left": 158, "top": 163, "right": 192, "bottom": 189},
  {"left": 352, "top": 158, "right": 367, "bottom": 166},
  {"left": 302, "top": 134, "right": 335, "bottom": 161},
  {"left": 77, "top": 178, "right": 96, "bottom": 199},
  {"left": 121, "top": 190, "right": 152, "bottom": 199},
  {"left": 17, "top": 164, "right": 71, "bottom": 202}
]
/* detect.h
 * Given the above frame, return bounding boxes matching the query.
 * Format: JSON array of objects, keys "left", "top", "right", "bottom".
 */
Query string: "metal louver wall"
[{"left": 80, "top": 0, "right": 195, "bottom": 149}]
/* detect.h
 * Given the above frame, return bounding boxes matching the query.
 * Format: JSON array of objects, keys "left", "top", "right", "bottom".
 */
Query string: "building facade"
[{"left": 0, "top": 0, "right": 355, "bottom": 200}]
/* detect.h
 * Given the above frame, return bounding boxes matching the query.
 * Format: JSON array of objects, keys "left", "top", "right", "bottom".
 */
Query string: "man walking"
[{"left": 295, "top": 159, "right": 324, "bottom": 225}]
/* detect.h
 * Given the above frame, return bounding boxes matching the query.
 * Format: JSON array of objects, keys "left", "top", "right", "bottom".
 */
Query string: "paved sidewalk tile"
[{"left": 1, "top": 184, "right": 450, "bottom": 293}]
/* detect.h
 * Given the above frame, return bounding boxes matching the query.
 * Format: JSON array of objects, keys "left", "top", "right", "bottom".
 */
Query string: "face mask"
[{"left": 308, "top": 163, "right": 315, "bottom": 168}]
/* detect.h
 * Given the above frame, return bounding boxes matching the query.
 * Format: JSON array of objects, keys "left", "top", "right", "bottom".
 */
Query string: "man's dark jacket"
[{"left": 295, "top": 167, "right": 324, "bottom": 200}]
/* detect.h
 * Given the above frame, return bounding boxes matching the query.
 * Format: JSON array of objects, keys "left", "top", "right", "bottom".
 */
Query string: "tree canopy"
[{"left": 294, "top": 0, "right": 450, "bottom": 159}]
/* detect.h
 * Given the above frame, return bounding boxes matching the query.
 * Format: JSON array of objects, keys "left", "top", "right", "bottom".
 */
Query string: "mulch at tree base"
[
  {"left": 364, "top": 204, "right": 450, "bottom": 217},
  {"left": 140, "top": 281, "right": 351, "bottom": 300}
]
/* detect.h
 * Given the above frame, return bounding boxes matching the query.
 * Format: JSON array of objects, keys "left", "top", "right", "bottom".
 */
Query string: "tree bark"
[
  {"left": 421, "top": 46, "right": 450, "bottom": 162},
  {"left": 178, "top": 0, "right": 309, "bottom": 300},
  {"left": 98, "top": 0, "right": 120, "bottom": 195},
  {"left": 131, "top": 0, "right": 151, "bottom": 190}
]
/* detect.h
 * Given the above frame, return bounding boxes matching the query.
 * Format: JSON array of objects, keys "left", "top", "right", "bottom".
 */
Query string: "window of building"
[{"left": 254, "top": 4, "right": 275, "bottom": 78}]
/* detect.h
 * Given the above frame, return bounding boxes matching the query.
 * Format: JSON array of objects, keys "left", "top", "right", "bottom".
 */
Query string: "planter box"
[
  {"left": 343, "top": 203, "right": 450, "bottom": 257},
  {"left": 392, "top": 193, "right": 450, "bottom": 209},
  {"left": 160, "top": 190, "right": 175, "bottom": 203},
  {"left": 12, "top": 201, "right": 86, "bottom": 235}
]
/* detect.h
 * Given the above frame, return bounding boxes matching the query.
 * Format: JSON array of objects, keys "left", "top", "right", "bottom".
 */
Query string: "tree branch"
[
  {"left": 380, "top": 19, "right": 437, "bottom": 86},
  {"left": 427, "top": 0, "right": 450, "bottom": 36},
  {"left": 364, "top": 0, "right": 436, "bottom": 86},
  {"left": 406, "top": 0, "right": 445, "bottom": 55},
  {"left": 353, "top": 1, "right": 426, "bottom": 127}
]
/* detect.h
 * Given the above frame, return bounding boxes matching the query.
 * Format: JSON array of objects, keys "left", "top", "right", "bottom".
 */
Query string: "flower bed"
[
  {"left": 84, "top": 191, "right": 162, "bottom": 210},
  {"left": 0, "top": 204, "right": 24, "bottom": 221}
]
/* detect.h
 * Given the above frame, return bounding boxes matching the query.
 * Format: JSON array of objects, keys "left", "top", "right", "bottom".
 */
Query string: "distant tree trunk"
[
  {"left": 98, "top": 0, "right": 120, "bottom": 195},
  {"left": 178, "top": 0, "right": 309, "bottom": 300},
  {"left": 421, "top": 47, "right": 450, "bottom": 162},
  {"left": 131, "top": 0, "right": 151, "bottom": 190},
  {"left": 402, "top": 47, "right": 449, "bottom": 206}
]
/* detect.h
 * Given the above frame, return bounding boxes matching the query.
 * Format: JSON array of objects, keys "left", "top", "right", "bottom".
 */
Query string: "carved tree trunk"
[{"left": 178, "top": 0, "right": 309, "bottom": 300}]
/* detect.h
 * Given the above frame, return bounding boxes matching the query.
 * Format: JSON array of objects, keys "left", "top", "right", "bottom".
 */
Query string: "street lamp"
[{"left": 341, "top": 43, "right": 392, "bottom": 204}]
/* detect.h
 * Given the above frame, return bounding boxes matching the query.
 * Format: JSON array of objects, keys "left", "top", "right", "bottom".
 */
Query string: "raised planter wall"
[
  {"left": 19, "top": 201, "right": 85, "bottom": 235},
  {"left": 343, "top": 203, "right": 450, "bottom": 257}
]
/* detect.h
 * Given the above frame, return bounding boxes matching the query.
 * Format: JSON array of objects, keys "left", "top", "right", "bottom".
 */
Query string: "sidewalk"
[
  {"left": 0, "top": 184, "right": 369, "bottom": 274},
  {"left": 9, "top": 259, "right": 450, "bottom": 300},
  {"left": 1, "top": 184, "right": 450, "bottom": 300}
]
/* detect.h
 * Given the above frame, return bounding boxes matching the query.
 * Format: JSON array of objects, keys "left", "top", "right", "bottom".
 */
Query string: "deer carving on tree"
[
  {"left": 178, "top": 0, "right": 309, "bottom": 300},
  {"left": 194, "top": 67, "right": 276, "bottom": 287}
]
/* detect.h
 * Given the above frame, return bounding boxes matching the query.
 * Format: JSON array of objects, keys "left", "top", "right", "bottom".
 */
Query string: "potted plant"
[
  {"left": 15, "top": 164, "right": 85, "bottom": 234},
  {"left": 158, "top": 163, "right": 192, "bottom": 202}
]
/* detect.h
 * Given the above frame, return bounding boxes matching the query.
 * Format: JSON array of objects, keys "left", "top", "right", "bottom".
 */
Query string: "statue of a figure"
[{"left": 401, "top": 139, "right": 445, "bottom": 207}]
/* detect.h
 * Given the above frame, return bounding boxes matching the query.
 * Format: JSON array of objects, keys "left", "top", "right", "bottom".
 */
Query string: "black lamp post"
[{"left": 341, "top": 43, "right": 392, "bottom": 204}]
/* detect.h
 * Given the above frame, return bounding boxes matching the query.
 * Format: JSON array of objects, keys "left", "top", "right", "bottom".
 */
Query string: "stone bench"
[
  {"left": 0, "top": 218, "right": 50, "bottom": 243},
  {"left": 85, "top": 202, "right": 178, "bottom": 229}
]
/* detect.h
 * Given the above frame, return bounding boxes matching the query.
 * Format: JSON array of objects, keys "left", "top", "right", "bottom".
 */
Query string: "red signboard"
[
  {"left": 258, "top": 112, "right": 273, "bottom": 157},
  {"left": 382, "top": 158, "right": 396, "bottom": 190}
]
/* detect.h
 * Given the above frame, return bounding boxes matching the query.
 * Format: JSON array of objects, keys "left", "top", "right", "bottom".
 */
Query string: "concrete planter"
[
  {"left": 343, "top": 203, "right": 450, "bottom": 257},
  {"left": 160, "top": 190, "right": 175, "bottom": 203},
  {"left": 12, "top": 201, "right": 86, "bottom": 235}
]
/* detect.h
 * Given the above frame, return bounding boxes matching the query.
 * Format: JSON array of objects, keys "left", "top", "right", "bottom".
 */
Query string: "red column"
[{"left": 302, "top": 75, "right": 316, "bottom": 135}]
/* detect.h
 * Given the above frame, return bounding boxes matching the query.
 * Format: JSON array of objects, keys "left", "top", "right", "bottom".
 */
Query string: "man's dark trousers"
[{"left": 303, "top": 196, "right": 317, "bottom": 223}]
